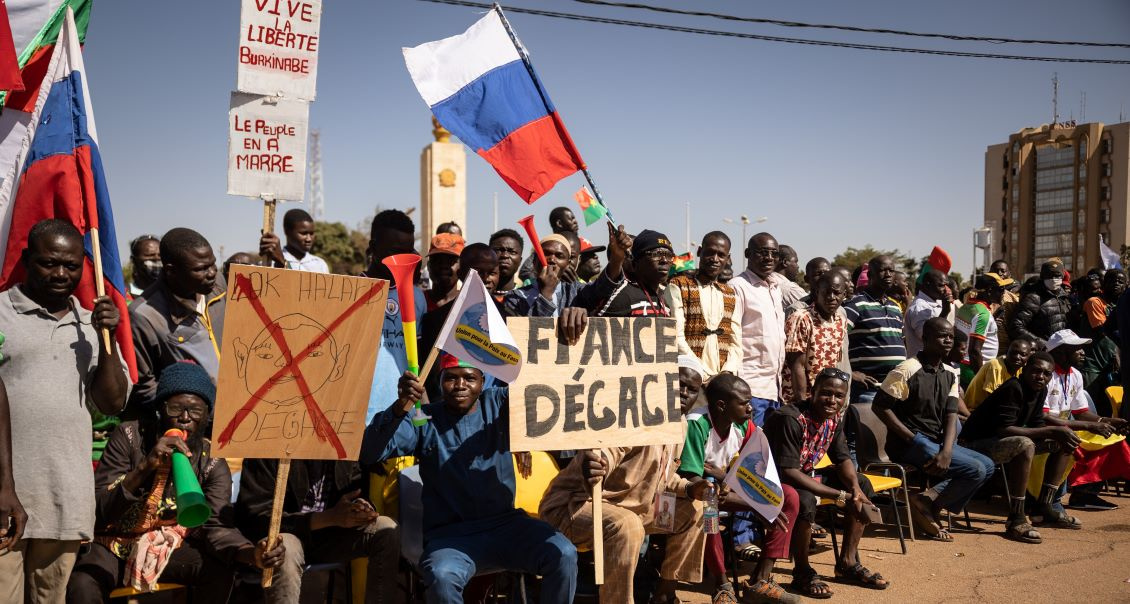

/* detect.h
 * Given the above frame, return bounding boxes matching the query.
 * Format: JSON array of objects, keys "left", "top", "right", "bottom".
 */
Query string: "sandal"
[
  {"left": 1034, "top": 508, "right": 1083, "bottom": 530},
  {"left": 810, "top": 522, "right": 829, "bottom": 539},
  {"left": 834, "top": 562, "right": 890, "bottom": 590},
  {"left": 735, "top": 543, "right": 761, "bottom": 562},
  {"left": 1005, "top": 520, "right": 1042, "bottom": 544},
  {"left": 908, "top": 495, "right": 944, "bottom": 539},
  {"left": 743, "top": 579, "right": 800, "bottom": 603},
  {"left": 789, "top": 566, "right": 832, "bottom": 600},
  {"left": 712, "top": 584, "right": 739, "bottom": 604}
]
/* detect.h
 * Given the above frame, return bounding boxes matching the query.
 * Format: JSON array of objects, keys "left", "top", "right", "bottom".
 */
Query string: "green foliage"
[
  {"left": 311, "top": 221, "right": 367, "bottom": 275},
  {"left": 831, "top": 245, "right": 918, "bottom": 274}
]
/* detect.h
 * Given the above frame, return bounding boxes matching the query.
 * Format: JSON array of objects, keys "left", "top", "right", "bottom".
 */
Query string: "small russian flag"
[{"left": 403, "top": 8, "right": 585, "bottom": 204}]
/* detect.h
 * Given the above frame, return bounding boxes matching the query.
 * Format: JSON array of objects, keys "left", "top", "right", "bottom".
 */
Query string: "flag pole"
[
  {"left": 88, "top": 228, "right": 112, "bottom": 350},
  {"left": 492, "top": 4, "right": 617, "bottom": 228}
]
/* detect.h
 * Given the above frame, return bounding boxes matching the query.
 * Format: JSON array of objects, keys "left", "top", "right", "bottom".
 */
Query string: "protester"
[
  {"left": 1010, "top": 260, "right": 1071, "bottom": 349},
  {"left": 127, "top": 234, "right": 161, "bottom": 300},
  {"left": 221, "top": 252, "right": 255, "bottom": 283},
  {"left": 719, "top": 257, "right": 734, "bottom": 284},
  {"left": 679, "top": 354, "right": 706, "bottom": 417},
  {"left": 259, "top": 208, "right": 330, "bottom": 273},
  {"left": 989, "top": 259, "right": 1020, "bottom": 350},
  {"left": 1080, "top": 269, "right": 1125, "bottom": 337},
  {"left": 959, "top": 352, "right": 1082, "bottom": 542},
  {"left": 577, "top": 237, "right": 605, "bottom": 282},
  {"left": 574, "top": 228, "right": 672, "bottom": 318},
  {"left": 663, "top": 231, "right": 741, "bottom": 378},
  {"left": 488, "top": 228, "right": 525, "bottom": 295},
  {"left": 965, "top": 338, "right": 1033, "bottom": 410},
  {"left": 0, "top": 375, "right": 24, "bottom": 557},
  {"left": 889, "top": 271, "right": 913, "bottom": 312},
  {"left": 787, "top": 256, "right": 831, "bottom": 315},
  {"left": 843, "top": 255, "right": 906, "bottom": 404},
  {"left": 765, "top": 369, "right": 890, "bottom": 597},
  {"left": 775, "top": 244, "right": 806, "bottom": 308},
  {"left": 67, "top": 362, "right": 282, "bottom": 602},
  {"left": 361, "top": 357, "right": 577, "bottom": 602},
  {"left": 559, "top": 230, "right": 582, "bottom": 284},
  {"left": 423, "top": 233, "right": 464, "bottom": 312},
  {"left": 874, "top": 318, "right": 993, "bottom": 541},
  {"left": 955, "top": 273, "right": 1012, "bottom": 387},
  {"left": 436, "top": 221, "right": 462, "bottom": 236},
  {"left": 904, "top": 269, "right": 953, "bottom": 358},
  {"left": 783, "top": 272, "right": 849, "bottom": 404},
  {"left": 682, "top": 374, "right": 797, "bottom": 603},
  {"left": 730, "top": 233, "right": 787, "bottom": 425},
  {"left": 518, "top": 207, "right": 579, "bottom": 282},
  {"left": 361, "top": 210, "right": 427, "bottom": 422},
  {"left": 129, "top": 227, "right": 225, "bottom": 409},
  {"left": 0, "top": 220, "right": 129, "bottom": 603},
  {"left": 237, "top": 458, "right": 400, "bottom": 603}
]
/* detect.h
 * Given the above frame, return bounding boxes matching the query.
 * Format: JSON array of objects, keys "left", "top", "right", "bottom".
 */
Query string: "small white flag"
[
  {"left": 1100, "top": 236, "right": 1122, "bottom": 270},
  {"left": 724, "top": 428, "right": 785, "bottom": 523},
  {"left": 434, "top": 271, "right": 523, "bottom": 383}
]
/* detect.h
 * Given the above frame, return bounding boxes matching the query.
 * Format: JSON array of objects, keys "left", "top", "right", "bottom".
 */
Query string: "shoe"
[
  {"left": 1067, "top": 493, "right": 1118, "bottom": 511},
  {"left": 742, "top": 579, "right": 800, "bottom": 603}
]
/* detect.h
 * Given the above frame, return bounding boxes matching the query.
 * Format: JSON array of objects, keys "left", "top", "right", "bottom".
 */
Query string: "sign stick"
[
  {"left": 260, "top": 197, "right": 277, "bottom": 265},
  {"left": 593, "top": 479, "right": 604, "bottom": 584},
  {"left": 87, "top": 227, "right": 113, "bottom": 350},
  {"left": 260, "top": 457, "right": 291, "bottom": 587}
]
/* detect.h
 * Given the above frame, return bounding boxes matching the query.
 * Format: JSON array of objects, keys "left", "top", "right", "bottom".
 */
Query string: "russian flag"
[
  {"left": 0, "top": 6, "right": 136, "bottom": 381},
  {"left": 404, "top": 8, "right": 585, "bottom": 204}
]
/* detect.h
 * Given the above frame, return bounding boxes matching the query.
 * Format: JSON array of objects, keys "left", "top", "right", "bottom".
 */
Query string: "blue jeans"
[
  {"left": 751, "top": 397, "right": 780, "bottom": 427},
  {"left": 893, "top": 433, "right": 994, "bottom": 514},
  {"left": 421, "top": 513, "right": 577, "bottom": 603},
  {"left": 730, "top": 510, "right": 760, "bottom": 548}
]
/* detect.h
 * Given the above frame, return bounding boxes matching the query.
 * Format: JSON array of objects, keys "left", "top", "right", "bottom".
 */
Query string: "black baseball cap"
[{"left": 632, "top": 229, "right": 674, "bottom": 256}]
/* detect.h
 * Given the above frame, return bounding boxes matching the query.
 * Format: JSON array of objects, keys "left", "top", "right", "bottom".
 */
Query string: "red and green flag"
[
  {"left": 917, "top": 245, "right": 952, "bottom": 283},
  {"left": 669, "top": 252, "right": 696, "bottom": 277},
  {"left": 574, "top": 186, "right": 607, "bottom": 226}
]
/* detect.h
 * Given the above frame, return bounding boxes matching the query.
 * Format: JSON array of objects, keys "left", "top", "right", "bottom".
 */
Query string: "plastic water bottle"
[{"left": 703, "top": 477, "right": 720, "bottom": 534}]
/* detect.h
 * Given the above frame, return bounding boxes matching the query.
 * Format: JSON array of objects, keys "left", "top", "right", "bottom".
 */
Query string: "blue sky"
[{"left": 83, "top": 0, "right": 1130, "bottom": 276}]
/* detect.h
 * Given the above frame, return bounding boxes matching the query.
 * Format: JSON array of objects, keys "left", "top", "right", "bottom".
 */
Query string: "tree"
[
  {"left": 311, "top": 221, "right": 367, "bottom": 275},
  {"left": 832, "top": 245, "right": 917, "bottom": 273}
]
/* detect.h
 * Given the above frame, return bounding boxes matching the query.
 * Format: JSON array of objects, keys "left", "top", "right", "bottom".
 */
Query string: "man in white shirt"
[
  {"left": 730, "top": 232, "right": 786, "bottom": 426},
  {"left": 904, "top": 269, "right": 952, "bottom": 358},
  {"left": 259, "top": 209, "right": 331, "bottom": 273}
]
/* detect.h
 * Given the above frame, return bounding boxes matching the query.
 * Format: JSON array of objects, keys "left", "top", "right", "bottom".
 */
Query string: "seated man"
[
  {"left": 237, "top": 459, "right": 400, "bottom": 603},
  {"left": 874, "top": 318, "right": 994, "bottom": 542},
  {"left": 67, "top": 362, "right": 282, "bottom": 602},
  {"left": 680, "top": 373, "right": 797, "bottom": 604},
  {"left": 678, "top": 354, "right": 706, "bottom": 418},
  {"left": 540, "top": 440, "right": 710, "bottom": 604},
  {"left": 964, "top": 338, "right": 1033, "bottom": 410},
  {"left": 765, "top": 368, "right": 890, "bottom": 599},
  {"left": 959, "top": 352, "right": 1082, "bottom": 542},
  {"left": 360, "top": 356, "right": 577, "bottom": 602}
]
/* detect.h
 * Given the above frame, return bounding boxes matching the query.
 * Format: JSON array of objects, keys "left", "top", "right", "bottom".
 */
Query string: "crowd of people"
[{"left": 0, "top": 204, "right": 1128, "bottom": 604}]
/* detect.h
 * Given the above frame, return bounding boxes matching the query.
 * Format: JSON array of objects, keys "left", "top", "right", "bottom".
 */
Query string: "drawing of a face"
[{"left": 233, "top": 313, "right": 350, "bottom": 407}]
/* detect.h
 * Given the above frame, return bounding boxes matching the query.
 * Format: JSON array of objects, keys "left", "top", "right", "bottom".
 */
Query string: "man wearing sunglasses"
[{"left": 731, "top": 233, "right": 787, "bottom": 426}]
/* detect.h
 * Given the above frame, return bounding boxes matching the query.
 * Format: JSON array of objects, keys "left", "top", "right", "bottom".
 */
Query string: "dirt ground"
[{"left": 676, "top": 489, "right": 1130, "bottom": 603}]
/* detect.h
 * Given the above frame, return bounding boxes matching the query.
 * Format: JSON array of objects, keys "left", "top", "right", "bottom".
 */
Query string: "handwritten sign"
[
  {"left": 237, "top": 0, "right": 322, "bottom": 100},
  {"left": 507, "top": 317, "right": 685, "bottom": 452},
  {"left": 213, "top": 266, "right": 389, "bottom": 460},
  {"left": 227, "top": 92, "right": 309, "bottom": 200}
]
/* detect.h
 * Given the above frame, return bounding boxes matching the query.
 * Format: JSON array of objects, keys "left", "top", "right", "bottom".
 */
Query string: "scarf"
[
  {"left": 670, "top": 275, "right": 736, "bottom": 366},
  {"left": 796, "top": 409, "right": 839, "bottom": 474}
]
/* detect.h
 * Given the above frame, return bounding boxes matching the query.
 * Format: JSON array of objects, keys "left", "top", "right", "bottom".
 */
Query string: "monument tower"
[{"left": 420, "top": 117, "right": 467, "bottom": 255}]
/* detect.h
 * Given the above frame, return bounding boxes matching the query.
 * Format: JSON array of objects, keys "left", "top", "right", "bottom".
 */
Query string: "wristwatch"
[{"left": 834, "top": 490, "right": 849, "bottom": 508}]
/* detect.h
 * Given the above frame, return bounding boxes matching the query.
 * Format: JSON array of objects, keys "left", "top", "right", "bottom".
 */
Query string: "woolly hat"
[{"left": 156, "top": 361, "right": 216, "bottom": 408}]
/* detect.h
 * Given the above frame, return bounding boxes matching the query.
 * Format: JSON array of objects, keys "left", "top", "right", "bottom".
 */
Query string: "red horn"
[
  {"left": 517, "top": 215, "right": 547, "bottom": 269},
  {"left": 381, "top": 253, "right": 421, "bottom": 323}
]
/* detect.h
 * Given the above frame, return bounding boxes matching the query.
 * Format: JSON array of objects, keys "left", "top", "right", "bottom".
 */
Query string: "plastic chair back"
[
  {"left": 513, "top": 452, "right": 560, "bottom": 517},
  {"left": 849, "top": 402, "right": 893, "bottom": 466}
]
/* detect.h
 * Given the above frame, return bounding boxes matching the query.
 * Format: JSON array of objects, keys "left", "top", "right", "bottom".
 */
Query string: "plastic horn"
[
  {"left": 517, "top": 215, "right": 547, "bottom": 270},
  {"left": 381, "top": 253, "right": 430, "bottom": 426},
  {"left": 163, "top": 428, "right": 210, "bottom": 528}
]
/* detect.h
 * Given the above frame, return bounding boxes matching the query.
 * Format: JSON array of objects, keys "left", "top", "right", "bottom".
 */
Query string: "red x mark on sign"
[{"left": 216, "top": 273, "right": 387, "bottom": 459}]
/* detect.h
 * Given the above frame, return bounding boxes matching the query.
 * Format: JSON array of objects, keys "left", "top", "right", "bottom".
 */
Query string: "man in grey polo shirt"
[{"left": 0, "top": 220, "right": 129, "bottom": 602}]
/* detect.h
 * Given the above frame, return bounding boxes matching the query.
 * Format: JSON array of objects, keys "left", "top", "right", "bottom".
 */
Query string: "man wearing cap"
[
  {"left": 503, "top": 223, "right": 631, "bottom": 318},
  {"left": 663, "top": 231, "right": 741, "bottom": 378},
  {"left": 576, "top": 227, "right": 674, "bottom": 318},
  {"left": 424, "top": 233, "right": 465, "bottom": 312},
  {"left": 1044, "top": 329, "right": 1130, "bottom": 514},
  {"left": 577, "top": 237, "right": 605, "bottom": 282},
  {"left": 517, "top": 207, "right": 580, "bottom": 283},
  {"left": 1010, "top": 260, "right": 1071, "bottom": 349},
  {"left": 361, "top": 356, "right": 577, "bottom": 603},
  {"left": 730, "top": 232, "right": 787, "bottom": 425},
  {"left": 955, "top": 272, "right": 1013, "bottom": 387}
]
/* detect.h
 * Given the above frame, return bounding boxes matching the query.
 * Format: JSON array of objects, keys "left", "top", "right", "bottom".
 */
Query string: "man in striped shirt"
[{"left": 843, "top": 255, "right": 907, "bottom": 403}]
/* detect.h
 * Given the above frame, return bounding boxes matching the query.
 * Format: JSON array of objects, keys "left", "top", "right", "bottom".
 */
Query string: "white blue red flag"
[
  {"left": 0, "top": 7, "right": 136, "bottom": 380},
  {"left": 403, "top": 7, "right": 585, "bottom": 203}
]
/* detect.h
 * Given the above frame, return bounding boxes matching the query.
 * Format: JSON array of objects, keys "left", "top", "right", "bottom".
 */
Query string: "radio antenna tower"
[{"left": 307, "top": 129, "right": 325, "bottom": 220}]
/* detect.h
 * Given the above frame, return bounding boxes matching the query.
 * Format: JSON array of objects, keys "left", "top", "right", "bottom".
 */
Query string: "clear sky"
[{"left": 82, "top": 0, "right": 1130, "bottom": 277}]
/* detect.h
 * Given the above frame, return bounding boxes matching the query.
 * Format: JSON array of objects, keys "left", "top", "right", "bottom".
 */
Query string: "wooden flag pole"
[
  {"left": 260, "top": 457, "right": 291, "bottom": 588},
  {"left": 88, "top": 227, "right": 113, "bottom": 350},
  {"left": 261, "top": 197, "right": 277, "bottom": 266},
  {"left": 593, "top": 479, "right": 604, "bottom": 584}
]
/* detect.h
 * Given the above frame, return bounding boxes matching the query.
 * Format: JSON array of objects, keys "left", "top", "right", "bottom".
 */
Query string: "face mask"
[
  {"left": 140, "top": 260, "right": 163, "bottom": 281},
  {"left": 1044, "top": 278, "right": 1063, "bottom": 290}
]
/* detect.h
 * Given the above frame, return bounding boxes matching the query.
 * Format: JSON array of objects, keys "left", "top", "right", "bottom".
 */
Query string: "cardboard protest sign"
[
  {"left": 507, "top": 317, "right": 684, "bottom": 452},
  {"left": 213, "top": 266, "right": 389, "bottom": 460},
  {"left": 237, "top": 0, "right": 322, "bottom": 101},
  {"left": 724, "top": 429, "right": 785, "bottom": 522},
  {"left": 228, "top": 92, "right": 309, "bottom": 200}
]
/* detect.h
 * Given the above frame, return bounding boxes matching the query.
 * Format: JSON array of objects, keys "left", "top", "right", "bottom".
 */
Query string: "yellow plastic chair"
[
  {"left": 109, "top": 584, "right": 184, "bottom": 599},
  {"left": 513, "top": 452, "right": 560, "bottom": 518},
  {"left": 815, "top": 453, "right": 908, "bottom": 555},
  {"left": 1106, "top": 385, "right": 1123, "bottom": 419}
]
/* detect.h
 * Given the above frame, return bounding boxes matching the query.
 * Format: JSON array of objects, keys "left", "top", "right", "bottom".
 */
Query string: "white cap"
[
  {"left": 677, "top": 354, "right": 705, "bottom": 379},
  {"left": 1047, "top": 329, "right": 1092, "bottom": 351}
]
